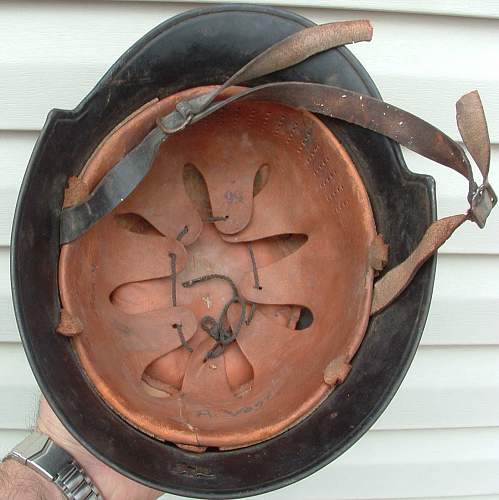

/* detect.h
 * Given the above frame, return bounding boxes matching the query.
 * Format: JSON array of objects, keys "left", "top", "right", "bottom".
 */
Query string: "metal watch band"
[{"left": 5, "top": 431, "right": 103, "bottom": 499}]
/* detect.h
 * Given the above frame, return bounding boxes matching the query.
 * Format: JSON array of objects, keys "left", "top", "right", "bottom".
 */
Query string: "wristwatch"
[{"left": 5, "top": 431, "right": 103, "bottom": 499}]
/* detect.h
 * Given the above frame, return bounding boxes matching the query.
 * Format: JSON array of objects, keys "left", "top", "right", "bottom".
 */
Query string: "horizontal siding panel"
[
  {"left": 240, "top": 428, "right": 499, "bottom": 499},
  {"left": 422, "top": 255, "right": 499, "bottom": 346},
  {"left": 114, "top": 0, "right": 499, "bottom": 19},
  {"left": 305, "top": 8, "right": 499, "bottom": 142},
  {"left": 0, "top": 430, "right": 30, "bottom": 458},
  {"left": 373, "top": 497, "right": 499, "bottom": 500},
  {"left": 3, "top": 250, "right": 499, "bottom": 344},
  {"left": 0, "top": 344, "right": 38, "bottom": 431},
  {"left": 402, "top": 148, "right": 499, "bottom": 255},
  {"left": 0, "top": 4, "right": 498, "bottom": 138},
  {"left": 0, "top": 248, "right": 18, "bottom": 342},
  {"left": 373, "top": 346, "right": 499, "bottom": 430},
  {"left": 383, "top": 498, "right": 499, "bottom": 500},
  {"left": 361, "top": 498, "right": 499, "bottom": 500},
  {"left": 0, "top": 427, "right": 497, "bottom": 499},
  {"left": 2, "top": 343, "right": 498, "bottom": 431},
  {"left": 1, "top": 4, "right": 497, "bottom": 500},
  {"left": 3, "top": 63, "right": 496, "bottom": 139},
  {"left": 1, "top": 136, "right": 497, "bottom": 252}
]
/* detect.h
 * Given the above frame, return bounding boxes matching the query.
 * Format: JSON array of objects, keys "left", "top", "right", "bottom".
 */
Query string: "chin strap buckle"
[
  {"left": 470, "top": 181, "right": 496, "bottom": 229},
  {"left": 157, "top": 99, "right": 196, "bottom": 134}
]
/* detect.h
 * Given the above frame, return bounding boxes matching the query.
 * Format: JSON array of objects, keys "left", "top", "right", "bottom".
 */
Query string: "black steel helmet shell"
[{"left": 11, "top": 5, "right": 436, "bottom": 498}]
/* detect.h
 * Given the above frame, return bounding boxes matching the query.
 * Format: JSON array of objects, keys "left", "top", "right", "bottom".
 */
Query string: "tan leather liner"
[{"left": 58, "top": 86, "right": 377, "bottom": 450}]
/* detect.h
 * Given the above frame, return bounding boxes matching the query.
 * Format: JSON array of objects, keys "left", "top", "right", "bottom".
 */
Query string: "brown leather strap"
[
  {"left": 161, "top": 20, "right": 373, "bottom": 131},
  {"left": 174, "top": 84, "right": 494, "bottom": 315},
  {"left": 228, "top": 20, "right": 373, "bottom": 87},
  {"left": 61, "top": 21, "right": 496, "bottom": 315},
  {"left": 60, "top": 20, "right": 375, "bottom": 242},
  {"left": 192, "top": 82, "right": 474, "bottom": 180},
  {"left": 457, "top": 91, "right": 490, "bottom": 180},
  {"left": 371, "top": 91, "right": 494, "bottom": 313},
  {"left": 371, "top": 214, "right": 468, "bottom": 314}
]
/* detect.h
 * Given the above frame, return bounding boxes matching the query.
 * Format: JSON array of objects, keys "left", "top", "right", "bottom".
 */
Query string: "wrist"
[
  {"left": 0, "top": 458, "right": 64, "bottom": 500},
  {"left": 37, "top": 404, "right": 109, "bottom": 499},
  {"left": 4, "top": 431, "right": 103, "bottom": 500},
  {"left": 36, "top": 398, "right": 161, "bottom": 500}
]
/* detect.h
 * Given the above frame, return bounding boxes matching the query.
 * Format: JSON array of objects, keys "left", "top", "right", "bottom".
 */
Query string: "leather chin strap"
[{"left": 60, "top": 20, "right": 496, "bottom": 315}]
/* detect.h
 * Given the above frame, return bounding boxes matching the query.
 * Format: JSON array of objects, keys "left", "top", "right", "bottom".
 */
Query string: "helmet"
[{"left": 12, "top": 5, "right": 495, "bottom": 498}]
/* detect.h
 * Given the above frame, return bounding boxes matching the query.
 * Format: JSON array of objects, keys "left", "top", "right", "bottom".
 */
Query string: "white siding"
[{"left": 0, "top": 1, "right": 498, "bottom": 499}]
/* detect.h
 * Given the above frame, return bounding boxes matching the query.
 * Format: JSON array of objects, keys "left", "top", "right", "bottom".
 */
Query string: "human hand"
[{"left": 36, "top": 397, "right": 162, "bottom": 500}]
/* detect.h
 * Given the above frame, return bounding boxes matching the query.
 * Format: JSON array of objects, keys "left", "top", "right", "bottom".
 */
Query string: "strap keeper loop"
[{"left": 156, "top": 100, "right": 195, "bottom": 134}]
